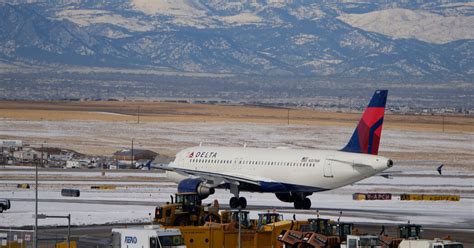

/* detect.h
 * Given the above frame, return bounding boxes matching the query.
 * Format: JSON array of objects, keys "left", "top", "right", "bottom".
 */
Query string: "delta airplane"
[{"left": 158, "top": 90, "right": 393, "bottom": 209}]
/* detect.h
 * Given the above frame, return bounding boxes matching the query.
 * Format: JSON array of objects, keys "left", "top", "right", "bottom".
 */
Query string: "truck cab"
[
  {"left": 257, "top": 212, "right": 284, "bottom": 230},
  {"left": 112, "top": 225, "right": 186, "bottom": 248},
  {"left": 399, "top": 239, "right": 463, "bottom": 248},
  {"left": 399, "top": 223, "right": 422, "bottom": 239},
  {"left": 220, "top": 210, "right": 252, "bottom": 229},
  {"left": 302, "top": 218, "right": 332, "bottom": 235},
  {"left": 344, "top": 235, "right": 385, "bottom": 248},
  {"left": 0, "top": 199, "right": 10, "bottom": 213}
]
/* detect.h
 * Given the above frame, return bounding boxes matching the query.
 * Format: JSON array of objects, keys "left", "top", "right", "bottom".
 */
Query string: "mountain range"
[{"left": 0, "top": 0, "right": 473, "bottom": 84}]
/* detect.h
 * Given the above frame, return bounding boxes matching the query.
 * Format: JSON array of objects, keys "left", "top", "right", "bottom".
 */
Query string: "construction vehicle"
[
  {"left": 220, "top": 210, "right": 253, "bottom": 230},
  {"left": 175, "top": 211, "right": 307, "bottom": 248},
  {"left": 377, "top": 223, "right": 422, "bottom": 248},
  {"left": 302, "top": 218, "right": 354, "bottom": 247},
  {"left": 257, "top": 212, "right": 284, "bottom": 229},
  {"left": 278, "top": 217, "right": 354, "bottom": 248},
  {"left": 343, "top": 223, "right": 427, "bottom": 248},
  {"left": 154, "top": 192, "right": 220, "bottom": 226}
]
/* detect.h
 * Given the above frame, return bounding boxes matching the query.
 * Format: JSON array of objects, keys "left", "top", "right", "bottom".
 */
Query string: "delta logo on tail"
[{"left": 341, "top": 90, "right": 388, "bottom": 155}]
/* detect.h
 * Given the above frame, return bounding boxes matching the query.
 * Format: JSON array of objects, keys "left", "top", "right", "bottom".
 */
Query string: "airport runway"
[
  {"left": 2, "top": 167, "right": 473, "bottom": 247},
  {"left": 7, "top": 197, "right": 474, "bottom": 231}
]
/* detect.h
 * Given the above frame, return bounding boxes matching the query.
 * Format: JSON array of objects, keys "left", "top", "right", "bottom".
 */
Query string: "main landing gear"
[
  {"left": 293, "top": 197, "right": 311, "bottom": 210},
  {"left": 229, "top": 184, "right": 247, "bottom": 209},
  {"left": 229, "top": 196, "right": 247, "bottom": 209}
]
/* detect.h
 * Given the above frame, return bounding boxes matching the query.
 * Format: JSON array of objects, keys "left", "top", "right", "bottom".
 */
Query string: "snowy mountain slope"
[
  {"left": 0, "top": 0, "right": 472, "bottom": 82},
  {"left": 338, "top": 8, "right": 474, "bottom": 44}
]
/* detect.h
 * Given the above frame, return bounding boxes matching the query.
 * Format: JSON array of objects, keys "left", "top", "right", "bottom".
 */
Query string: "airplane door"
[{"left": 324, "top": 156, "right": 334, "bottom": 177}]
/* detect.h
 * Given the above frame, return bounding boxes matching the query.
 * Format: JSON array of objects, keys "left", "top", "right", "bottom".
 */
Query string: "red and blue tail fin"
[{"left": 341, "top": 90, "right": 388, "bottom": 155}]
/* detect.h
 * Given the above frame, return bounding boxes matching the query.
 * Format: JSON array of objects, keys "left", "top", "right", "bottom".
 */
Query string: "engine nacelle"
[
  {"left": 275, "top": 192, "right": 313, "bottom": 203},
  {"left": 178, "top": 178, "right": 215, "bottom": 199},
  {"left": 275, "top": 192, "right": 294, "bottom": 203}
]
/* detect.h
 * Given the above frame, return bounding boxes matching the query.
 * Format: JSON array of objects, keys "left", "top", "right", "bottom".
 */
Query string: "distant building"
[
  {"left": 39, "top": 148, "right": 74, "bottom": 161},
  {"left": 12, "top": 147, "right": 76, "bottom": 165},
  {"left": 0, "top": 140, "right": 23, "bottom": 149},
  {"left": 13, "top": 148, "right": 46, "bottom": 162}
]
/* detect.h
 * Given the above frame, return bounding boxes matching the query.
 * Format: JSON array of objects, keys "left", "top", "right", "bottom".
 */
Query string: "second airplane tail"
[{"left": 341, "top": 90, "right": 388, "bottom": 155}]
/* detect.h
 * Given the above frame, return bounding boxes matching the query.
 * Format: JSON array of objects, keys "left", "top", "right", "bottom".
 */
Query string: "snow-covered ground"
[
  {"left": 0, "top": 120, "right": 472, "bottom": 169},
  {"left": 0, "top": 117, "right": 472, "bottom": 228}
]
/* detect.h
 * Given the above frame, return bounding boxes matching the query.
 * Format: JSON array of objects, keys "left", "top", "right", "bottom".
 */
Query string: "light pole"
[
  {"left": 137, "top": 106, "right": 140, "bottom": 124},
  {"left": 131, "top": 138, "right": 134, "bottom": 168},
  {"left": 34, "top": 148, "right": 39, "bottom": 248},
  {"left": 238, "top": 209, "right": 242, "bottom": 248},
  {"left": 37, "top": 214, "right": 71, "bottom": 248}
]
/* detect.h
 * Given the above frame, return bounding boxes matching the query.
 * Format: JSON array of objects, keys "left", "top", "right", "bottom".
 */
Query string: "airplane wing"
[{"left": 153, "top": 163, "right": 275, "bottom": 187}]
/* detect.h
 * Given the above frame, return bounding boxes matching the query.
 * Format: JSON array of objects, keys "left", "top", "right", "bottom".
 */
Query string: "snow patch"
[
  {"left": 55, "top": 9, "right": 154, "bottom": 32},
  {"left": 220, "top": 12, "right": 262, "bottom": 25},
  {"left": 337, "top": 8, "right": 474, "bottom": 44},
  {"left": 131, "top": 0, "right": 206, "bottom": 17},
  {"left": 292, "top": 34, "right": 319, "bottom": 45}
]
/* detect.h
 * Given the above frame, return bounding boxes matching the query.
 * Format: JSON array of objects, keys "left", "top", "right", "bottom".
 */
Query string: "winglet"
[
  {"left": 437, "top": 164, "right": 444, "bottom": 175},
  {"left": 341, "top": 90, "right": 388, "bottom": 155}
]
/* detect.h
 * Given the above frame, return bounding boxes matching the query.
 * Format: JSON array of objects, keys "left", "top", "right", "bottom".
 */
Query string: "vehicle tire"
[
  {"left": 229, "top": 197, "right": 239, "bottom": 209},
  {"left": 174, "top": 216, "right": 190, "bottom": 226},
  {"left": 302, "top": 198, "right": 311, "bottom": 209},
  {"left": 238, "top": 197, "right": 247, "bottom": 209},
  {"left": 0, "top": 206, "right": 3, "bottom": 213},
  {"left": 293, "top": 200, "right": 303, "bottom": 209}
]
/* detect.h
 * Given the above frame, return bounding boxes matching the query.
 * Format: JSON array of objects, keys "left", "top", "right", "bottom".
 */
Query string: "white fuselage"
[{"left": 168, "top": 146, "right": 391, "bottom": 193}]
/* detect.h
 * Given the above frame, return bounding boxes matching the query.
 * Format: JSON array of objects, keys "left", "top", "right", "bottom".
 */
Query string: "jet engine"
[
  {"left": 275, "top": 192, "right": 313, "bottom": 203},
  {"left": 177, "top": 178, "right": 215, "bottom": 199},
  {"left": 275, "top": 192, "right": 295, "bottom": 203}
]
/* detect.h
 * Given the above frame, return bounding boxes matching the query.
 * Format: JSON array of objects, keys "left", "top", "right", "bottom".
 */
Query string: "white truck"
[
  {"left": 66, "top": 160, "right": 80, "bottom": 169},
  {"left": 111, "top": 225, "right": 186, "bottom": 248},
  {"left": 342, "top": 235, "right": 384, "bottom": 248},
  {"left": 399, "top": 239, "right": 463, "bottom": 248},
  {"left": 0, "top": 199, "right": 11, "bottom": 213}
]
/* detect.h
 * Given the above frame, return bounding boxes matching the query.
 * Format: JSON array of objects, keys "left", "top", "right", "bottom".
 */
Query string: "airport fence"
[
  {"left": 0, "top": 229, "right": 33, "bottom": 248},
  {"left": 0, "top": 229, "right": 76, "bottom": 248}
]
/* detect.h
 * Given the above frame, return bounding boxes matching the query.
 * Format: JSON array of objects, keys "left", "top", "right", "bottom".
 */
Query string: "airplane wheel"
[
  {"left": 229, "top": 197, "right": 240, "bottom": 209},
  {"left": 238, "top": 197, "right": 247, "bottom": 209},
  {"left": 293, "top": 200, "right": 303, "bottom": 209},
  {"left": 302, "top": 198, "right": 311, "bottom": 209}
]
